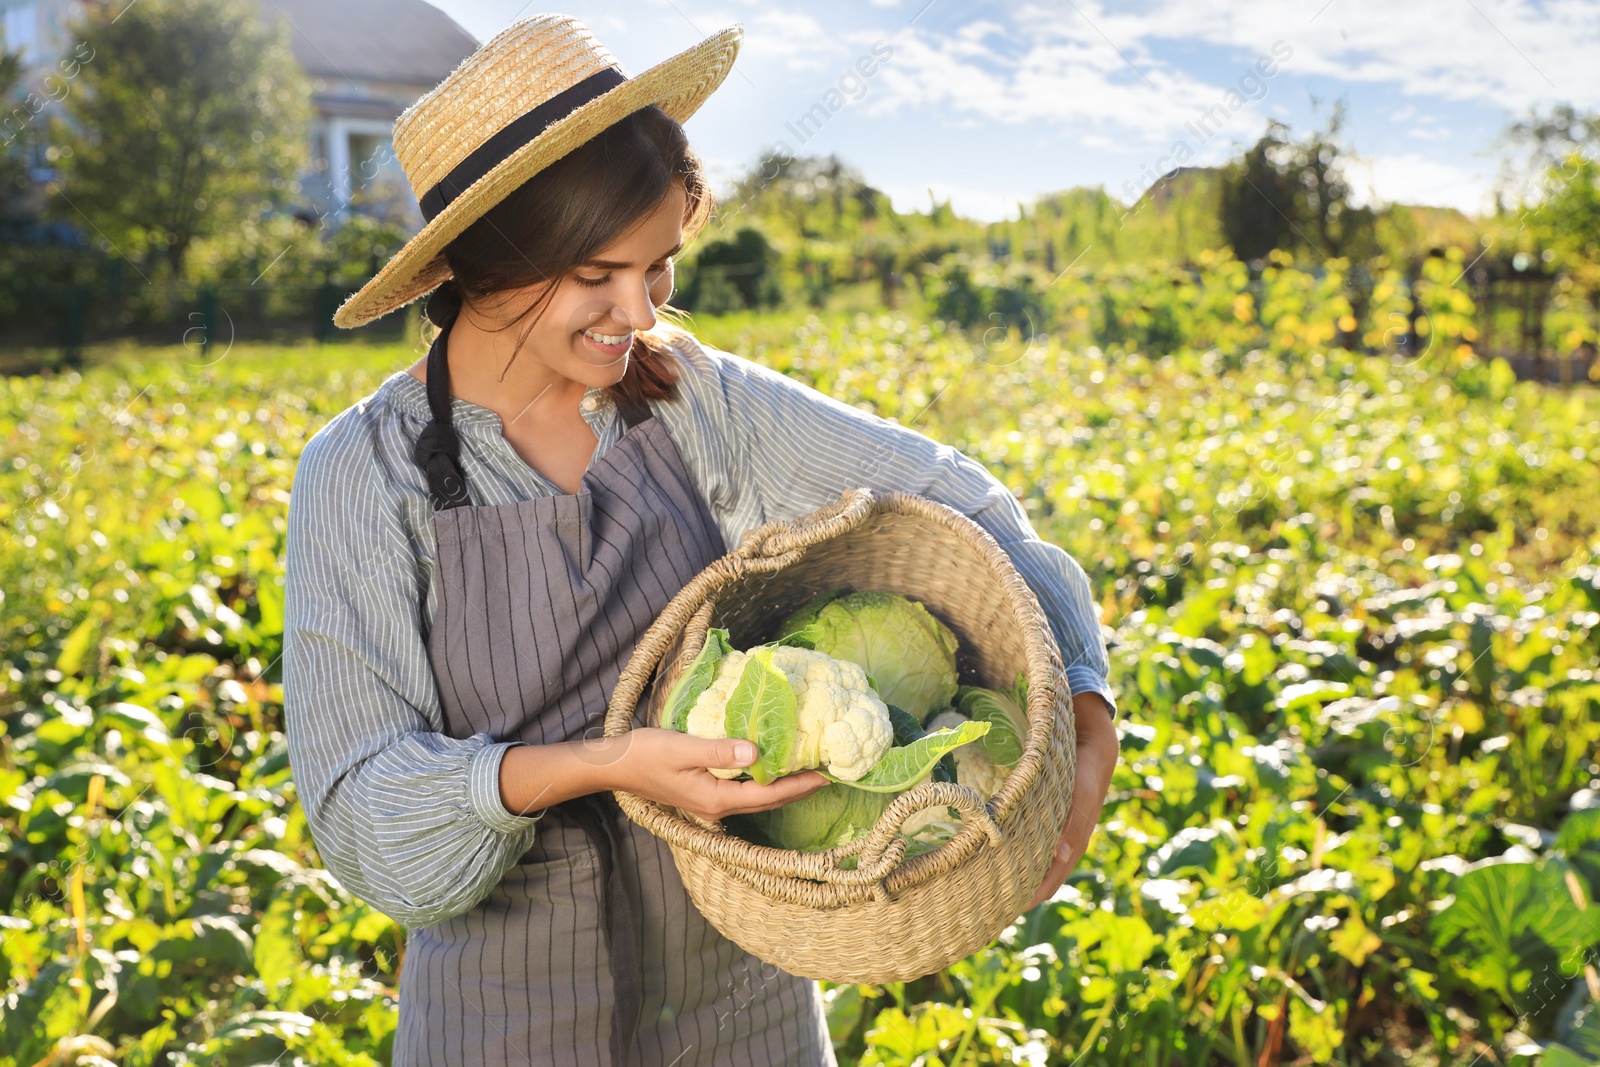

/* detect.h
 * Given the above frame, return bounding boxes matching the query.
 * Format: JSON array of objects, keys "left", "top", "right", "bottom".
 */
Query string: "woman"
[{"left": 282, "top": 14, "right": 1120, "bottom": 1067}]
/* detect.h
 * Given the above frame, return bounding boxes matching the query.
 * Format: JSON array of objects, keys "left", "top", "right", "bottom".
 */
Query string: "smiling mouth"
[{"left": 582, "top": 327, "right": 633, "bottom": 345}]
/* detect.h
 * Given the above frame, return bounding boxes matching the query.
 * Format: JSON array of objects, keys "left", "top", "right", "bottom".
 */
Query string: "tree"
[
  {"left": 50, "top": 0, "right": 311, "bottom": 278},
  {"left": 722, "top": 151, "right": 887, "bottom": 241},
  {"left": 928, "top": 257, "right": 985, "bottom": 328},
  {"left": 1497, "top": 103, "right": 1600, "bottom": 203},
  {"left": 1498, "top": 105, "right": 1600, "bottom": 288},
  {"left": 1528, "top": 153, "right": 1600, "bottom": 288},
  {"left": 681, "top": 227, "right": 783, "bottom": 312},
  {"left": 1219, "top": 103, "right": 1377, "bottom": 264},
  {"left": 0, "top": 43, "right": 30, "bottom": 224},
  {"left": 1219, "top": 121, "right": 1297, "bottom": 263}
]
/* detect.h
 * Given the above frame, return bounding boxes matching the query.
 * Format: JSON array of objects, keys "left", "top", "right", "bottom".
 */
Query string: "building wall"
[
  {"left": 2, "top": 0, "right": 76, "bottom": 70},
  {"left": 298, "top": 73, "right": 438, "bottom": 231},
  {"left": 302, "top": 110, "right": 424, "bottom": 231}
]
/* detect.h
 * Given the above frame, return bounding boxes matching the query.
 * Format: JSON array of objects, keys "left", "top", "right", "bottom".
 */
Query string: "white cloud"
[
  {"left": 858, "top": 12, "right": 1246, "bottom": 143},
  {"left": 1074, "top": 0, "right": 1600, "bottom": 112},
  {"left": 675, "top": 4, "right": 847, "bottom": 75},
  {"left": 1344, "top": 152, "right": 1498, "bottom": 214},
  {"left": 878, "top": 178, "right": 1034, "bottom": 224},
  {"left": 865, "top": 0, "right": 1597, "bottom": 133},
  {"left": 738, "top": 7, "right": 841, "bottom": 72},
  {"left": 836, "top": 0, "right": 1598, "bottom": 215}
]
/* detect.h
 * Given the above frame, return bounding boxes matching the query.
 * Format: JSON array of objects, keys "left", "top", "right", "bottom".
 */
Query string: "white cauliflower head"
[
  {"left": 683, "top": 644, "right": 894, "bottom": 782},
  {"left": 926, "top": 709, "right": 1010, "bottom": 800}
]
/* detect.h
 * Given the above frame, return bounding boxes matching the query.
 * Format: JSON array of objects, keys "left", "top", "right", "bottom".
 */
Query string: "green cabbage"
[
  {"left": 726, "top": 782, "right": 897, "bottom": 853},
  {"left": 775, "top": 590, "right": 960, "bottom": 720},
  {"left": 953, "top": 672, "right": 1031, "bottom": 768}
]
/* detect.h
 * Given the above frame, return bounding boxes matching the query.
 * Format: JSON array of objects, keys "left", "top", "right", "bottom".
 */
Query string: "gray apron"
[{"left": 393, "top": 324, "right": 837, "bottom": 1067}]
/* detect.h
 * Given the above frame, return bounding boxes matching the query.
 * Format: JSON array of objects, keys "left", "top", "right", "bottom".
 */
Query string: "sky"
[{"left": 424, "top": 0, "right": 1600, "bottom": 224}]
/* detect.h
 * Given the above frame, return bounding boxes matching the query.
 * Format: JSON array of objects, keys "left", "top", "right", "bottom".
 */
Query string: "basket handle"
[
  {"left": 821, "top": 778, "right": 1005, "bottom": 882},
  {"left": 731, "top": 487, "right": 877, "bottom": 562}
]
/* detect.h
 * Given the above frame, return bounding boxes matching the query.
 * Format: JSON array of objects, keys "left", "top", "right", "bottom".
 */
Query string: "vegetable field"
[{"left": 2, "top": 296, "right": 1598, "bottom": 1065}]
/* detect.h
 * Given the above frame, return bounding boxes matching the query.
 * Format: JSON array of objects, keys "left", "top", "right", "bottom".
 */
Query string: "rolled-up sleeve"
[
  {"left": 682, "top": 339, "right": 1117, "bottom": 718},
  {"left": 282, "top": 414, "right": 542, "bottom": 929}
]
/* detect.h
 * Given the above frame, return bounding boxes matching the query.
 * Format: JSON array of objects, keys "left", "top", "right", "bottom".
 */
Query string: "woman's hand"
[
  {"left": 498, "top": 729, "right": 827, "bottom": 819},
  {"left": 1025, "top": 691, "right": 1120, "bottom": 910},
  {"left": 582, "top": 728, "right": 830, "bottom": 822}
]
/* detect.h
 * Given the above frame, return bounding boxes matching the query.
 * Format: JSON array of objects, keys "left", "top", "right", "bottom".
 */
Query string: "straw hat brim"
[{"left": 333, "top": 26, "right": 742, "bottom": 329}]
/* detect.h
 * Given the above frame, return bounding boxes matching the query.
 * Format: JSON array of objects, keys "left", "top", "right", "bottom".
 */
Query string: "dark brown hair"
[{"left": 422, "top": 103, "right": 714, "bottom": 406}]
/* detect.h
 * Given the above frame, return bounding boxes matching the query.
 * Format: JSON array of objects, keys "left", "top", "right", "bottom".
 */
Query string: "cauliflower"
[
  {"left": 926, "top": 709, "right": 1010, "bottom": 800},
  {"left": 685, "top": 644, "right": 895, "bottom": 782},
  {"left": 667, "top": 624, "right": 997, "bottom": 858}
]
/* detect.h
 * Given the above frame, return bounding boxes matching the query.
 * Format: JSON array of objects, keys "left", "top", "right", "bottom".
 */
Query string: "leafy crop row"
[{"left": 2, "top": 304, "right": 1597, "bottom": 1064}]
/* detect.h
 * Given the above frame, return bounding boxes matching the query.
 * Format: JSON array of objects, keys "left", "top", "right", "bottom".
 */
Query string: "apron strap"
[
  {"left": 562, "top": 791, "right": 644, "bottom": 1066},
  {"left": 411, "top": 324, "right": 474, "bottom": 511},
  {"left": 613, "top": 390, "right": 653, "bottom": 430},
  {"left": 412, "top": 325, "right": 656, "bottom": 510}
]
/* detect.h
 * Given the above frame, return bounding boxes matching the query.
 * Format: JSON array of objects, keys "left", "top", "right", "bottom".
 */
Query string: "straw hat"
[{"left": 333, "top": 14, "right": 743, "bottom": 329}]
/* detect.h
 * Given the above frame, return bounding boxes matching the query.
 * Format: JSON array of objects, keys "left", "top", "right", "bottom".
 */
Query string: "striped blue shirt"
[{"left": 283, "top": 325, "right": 1115, "bottom": 928}]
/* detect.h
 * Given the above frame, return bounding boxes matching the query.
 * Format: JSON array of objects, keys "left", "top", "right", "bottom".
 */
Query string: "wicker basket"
[{"left": 601, "top": 487, "right": 1078, "bottom": 983}]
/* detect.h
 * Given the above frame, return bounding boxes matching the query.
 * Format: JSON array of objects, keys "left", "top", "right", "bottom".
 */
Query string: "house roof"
[{"left": 261, "top": 0, "right": 478, "bottom": 88}]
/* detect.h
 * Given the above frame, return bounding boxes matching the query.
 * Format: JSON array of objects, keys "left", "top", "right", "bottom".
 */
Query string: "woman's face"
[{"left": 476, "top": 181, "right": 686, "bottom": 391}]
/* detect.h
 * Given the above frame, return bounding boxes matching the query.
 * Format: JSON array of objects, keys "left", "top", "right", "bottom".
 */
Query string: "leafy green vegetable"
[
  {"left": 887, "top": 702, "right": 957, "bottom": 784},
  {"left": 769, "top": 626, "right": 818, "bottom": 651},
  {"left": 721, "top": 701, "right": 980, "bottom": 855},
  {"left": 1001, "top": 670, "right": 1029, "bottom": 710},
  {"left": 902, "top": 815, "right": 964, "bottom": 859},
  {"left": 776, "top": 590, "right": 960, "bottom": 720},
  {"left": 728, "top": 781, "right": 899, "bottom": 854},
  {"left": 665, "top": 628, "right": 735, "bottom": 732},
  {"left": 820, "top": 720, "right": 991, "bottom": 792},
  {"left": 8, "top": 300, "right": 1600, "bottom": 1064},
  {"left": 679, "top": 628, "right": 900, "bottom": 781},
  {"left": 1432, "top": 858, "right": 1600, "bottom": 1017},
  {"left": 886, "top": 702, "right": 925, "bottom": 746},
  {"left": 716, "top": 698, "right": 987, "bottom": 857},
  {"left": 721, "top": 646, "right": 800, "bottom": 786},
  {"left": 954, "top": 681, "right": 1029, "bottom": 767}
]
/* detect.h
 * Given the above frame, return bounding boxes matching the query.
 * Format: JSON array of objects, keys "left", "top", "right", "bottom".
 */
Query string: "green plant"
[
  {"left": 727, "top": 701, "right": 970, "bottom": 859},
  {"left": 952, "top": 675, "right": 1030, "bottom": 767},
  {"left": 3, "top": 301, "right": 1596, "bottom": 1065},
  {"left": 919, "top": 675, "right": 1032, "bottom": 802},
  {"left": 775, "top": 590, "right": 962, "bottom": 721}
]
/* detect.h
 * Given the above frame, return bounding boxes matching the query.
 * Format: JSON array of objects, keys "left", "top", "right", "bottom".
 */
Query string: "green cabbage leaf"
[
  {"left": 664, "top": 628, "right": 735, "bottom": 732},
  {"left": 820, "top": 719, "right": 990, "bottom": 792},
  {"left": 775, "top": 590, "right": 960, "bottom": 720}
]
